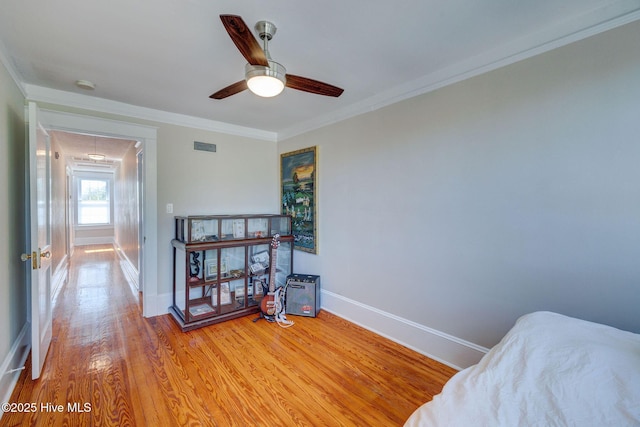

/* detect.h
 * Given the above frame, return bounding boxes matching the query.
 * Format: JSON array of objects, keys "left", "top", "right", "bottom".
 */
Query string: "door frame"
[{"left": 39, "top": 109, "right": 159, "bottom": 317}]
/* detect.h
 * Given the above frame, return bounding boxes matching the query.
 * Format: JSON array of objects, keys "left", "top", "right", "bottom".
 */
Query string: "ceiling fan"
[{"left": 210, "top": 14, "right": 344, "bottom": 100}]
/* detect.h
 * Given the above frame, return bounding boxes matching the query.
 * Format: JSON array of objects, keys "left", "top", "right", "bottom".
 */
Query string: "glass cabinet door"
[
  {"left": 187, "top": 218, "right": 219, "bottom": 242},
  {"left": 217, "top": 246, "right": 247, "bottom": 314},
  {"left": 221, "top": 246, "right": 246, "bottom": 280},
  {"left": 248, "top": 243, "right": 269, "bottom": 275},
  {"left": 248, "top": 243, "right": 269, "bottom": 307},
  {"left": 174, "top": 247, "right": 187, "bottom": 315},
  {"left": 221, "top": 218, "right": 246, "bottom": 240},
  {"left": 247, "top": 276, "right": 264, "bottom": 308},
  {"left": 276, "top": 241, "right": 292, "bottom": 287},
  {"left": 187, "top": 284, "right": 217, "bottom": 320},
  {"left": 203, "top": 249, "right": 219, "bottom": 282},
  {"left": 185, "top": 248, "right": 217, "bottom": 321},
  {"left": 188, "top": 250, "right": 204, "bottom": 283},
  {"left": 200, "top": 218, "right": 219, "bottom": 241},
  {"left": 271, "top": 216, "right": 291, "bottom": 236},
  {"left": 248, "top": 217, "right": 269, "bottom": 238}
]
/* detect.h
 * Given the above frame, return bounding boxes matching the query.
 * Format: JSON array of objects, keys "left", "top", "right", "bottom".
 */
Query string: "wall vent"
[{"left": 194, "top": 141, "right": 216, "bottom": 153}]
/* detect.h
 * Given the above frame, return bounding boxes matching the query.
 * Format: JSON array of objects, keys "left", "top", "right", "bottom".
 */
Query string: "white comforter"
[{"left": 405, "top": 311, "right": 640, "bottom": 426}]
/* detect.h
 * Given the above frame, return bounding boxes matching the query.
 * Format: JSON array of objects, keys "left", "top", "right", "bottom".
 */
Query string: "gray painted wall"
[{"left": 280, "top": 20, "right": 640, "bottom": 349}]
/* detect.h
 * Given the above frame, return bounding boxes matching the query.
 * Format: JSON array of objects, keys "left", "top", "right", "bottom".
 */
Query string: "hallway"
[{"left": 56, "top": 245, "right": 141, "bottom": 316}]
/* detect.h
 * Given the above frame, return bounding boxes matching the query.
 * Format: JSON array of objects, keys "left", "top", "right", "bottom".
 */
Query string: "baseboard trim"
[
  {"left": 74, "top": 236, "right": 114, "bottom": 246},
  {"left": 0, "top": 323, "right": 30, "bottom": 415},
  {"left": 158, "top": 292, "right": 173, "bottom": 316},
  {"left": 51, "top": 255, "right": 69, "bottom": 302},
  {"left": 144, "top": 292, "right": 173, "bottom": 318},
  {"left": 320, "top": 290, "right": 487, "bottom": 370},
  {"left": 113, "top": 243, "right": 139, "bottom": 291}
]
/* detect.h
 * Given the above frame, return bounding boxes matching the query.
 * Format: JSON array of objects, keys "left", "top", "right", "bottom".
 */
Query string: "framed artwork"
[
  {"left": 204, "top": 258, "right": 217, "bottom": 281},
  {"left": 204, "top": 256, "right": 227, "bottom": 280},
  {"left": 281, "top": 146, "right": 318, "bottom": 254}
]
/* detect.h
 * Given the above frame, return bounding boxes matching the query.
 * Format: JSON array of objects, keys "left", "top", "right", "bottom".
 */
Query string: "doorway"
[
  {"left": 52, "top": 130, "right": 141, "bottom": 295},
  {"left": 39, "top": 109, "right": 159, "bottom": 317}
]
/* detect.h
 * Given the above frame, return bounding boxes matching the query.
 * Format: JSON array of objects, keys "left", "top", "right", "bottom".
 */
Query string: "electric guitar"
[{"left": 260, "top": 234, "right": 280, "bottom": 316}]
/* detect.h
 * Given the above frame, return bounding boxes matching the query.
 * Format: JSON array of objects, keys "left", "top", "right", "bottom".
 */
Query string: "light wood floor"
[{"left": 4, "top": 245, "right": 456, "bottom": 426}]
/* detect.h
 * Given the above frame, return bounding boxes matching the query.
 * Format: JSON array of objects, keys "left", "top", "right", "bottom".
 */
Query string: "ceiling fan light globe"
[
  {"left": 245, "top": 61, "right": 287, "bottom": 97},
  {"left": 247, "top": 76, "right": 285, "bottom": 97}
]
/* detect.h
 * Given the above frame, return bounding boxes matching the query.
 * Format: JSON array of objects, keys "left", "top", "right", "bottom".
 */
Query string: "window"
[{"left": 77, "top": 178, "right": 111, "bottom": 225}]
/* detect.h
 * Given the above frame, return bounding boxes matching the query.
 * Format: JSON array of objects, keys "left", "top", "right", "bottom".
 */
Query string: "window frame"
[{"left": 74, "top": 172, "right": 114, "bottom": 228}]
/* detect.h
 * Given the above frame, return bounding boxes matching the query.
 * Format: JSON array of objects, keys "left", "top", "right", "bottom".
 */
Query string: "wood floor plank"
[{"left": 2, "top": 245, "right": 456, "bottom": 426}]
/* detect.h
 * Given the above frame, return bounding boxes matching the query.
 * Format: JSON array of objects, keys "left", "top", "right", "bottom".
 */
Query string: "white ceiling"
[
  {"left": 1, "top": 0, "right": 639, "bottom": 140},
  {"left": 50, "top": 130, "right": 136, "bottom": 167}
]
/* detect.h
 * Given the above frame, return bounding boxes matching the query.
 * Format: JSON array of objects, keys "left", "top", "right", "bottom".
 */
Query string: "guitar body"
[
  {"left": 260, "top": 293, "right": 276, "bottom": 316},
  {"left": 259, "top": 234, "right": 280, "bottom": 317}
]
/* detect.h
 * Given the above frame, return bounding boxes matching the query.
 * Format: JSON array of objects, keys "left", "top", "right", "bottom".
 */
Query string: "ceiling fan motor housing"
[
  {"left": 245, "top": 61, "right": 286, "bottom": 82},
  {"left": 255, "top": 20, "right": 277, "bottom": 41}
]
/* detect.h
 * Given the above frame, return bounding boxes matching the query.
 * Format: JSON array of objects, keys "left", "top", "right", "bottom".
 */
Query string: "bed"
[{"left": 405, "top": 311, "right": 640, "bottom": 426}]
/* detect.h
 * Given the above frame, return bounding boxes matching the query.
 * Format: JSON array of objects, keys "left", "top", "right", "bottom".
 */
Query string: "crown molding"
[
  {"left": 278, "top": 4, "right": 640, "bottom": 141},
  {"left": 23, "top": 84, "right": 277, "bottom": 142}
]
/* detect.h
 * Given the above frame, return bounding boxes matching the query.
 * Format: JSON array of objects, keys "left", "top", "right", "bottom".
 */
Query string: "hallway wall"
[
  {"left": 115, "top": 141, "right": 140, "bottom": 271},
  {"left": 50, "top": 133, "right": 69, "bottom": 275}
]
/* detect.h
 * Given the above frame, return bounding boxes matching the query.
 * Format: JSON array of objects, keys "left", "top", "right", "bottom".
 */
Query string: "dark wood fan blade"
[
  {"left": 285, "top": 74, "right": 344, "bottom": 97},
  {"left": 220, "top": 15, "right": 268, "bottom": 66},
  {"left": 210, "top": 80, "right": 248, "bottom": 99}
]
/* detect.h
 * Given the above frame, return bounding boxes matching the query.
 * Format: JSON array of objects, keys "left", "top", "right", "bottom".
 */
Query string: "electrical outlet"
[{"left": 166, "top": 203, "right": 173, "bottom": 214}]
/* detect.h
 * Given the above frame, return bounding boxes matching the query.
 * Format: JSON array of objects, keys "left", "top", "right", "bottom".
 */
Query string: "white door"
[{"left": 22, "top": 102, "right": 53, "bottom": 379}]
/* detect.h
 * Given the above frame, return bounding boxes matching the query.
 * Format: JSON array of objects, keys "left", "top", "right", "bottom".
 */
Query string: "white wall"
[
  {"left": 280, "top": 21, "right": 640, "bottom": 359},
  {"left": 156, "top": 124, "right": 279, "bottom": 298}
]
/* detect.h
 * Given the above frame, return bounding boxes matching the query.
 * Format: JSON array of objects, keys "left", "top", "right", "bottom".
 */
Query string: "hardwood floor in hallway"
[{"left": 2, "top": 244, "right": 456, "bottom": 426}]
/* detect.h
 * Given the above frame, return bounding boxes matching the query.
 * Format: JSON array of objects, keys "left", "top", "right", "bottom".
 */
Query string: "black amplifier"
[{"left": 285, "top": 274, "right": 321, "bottom": 317}]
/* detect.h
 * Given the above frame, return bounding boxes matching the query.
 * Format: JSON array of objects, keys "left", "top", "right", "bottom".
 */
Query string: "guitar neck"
[{"left": 269, "top": 246, "right": 278, "bottom": 293}]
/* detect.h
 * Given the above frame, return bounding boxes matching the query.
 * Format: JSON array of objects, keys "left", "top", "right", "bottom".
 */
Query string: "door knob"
[
  {"left": 21, "top": 251, "right": 37, "bottom": 269},
  {"left": 40, "top": 251, "right": 51, "bottom": 259}
]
